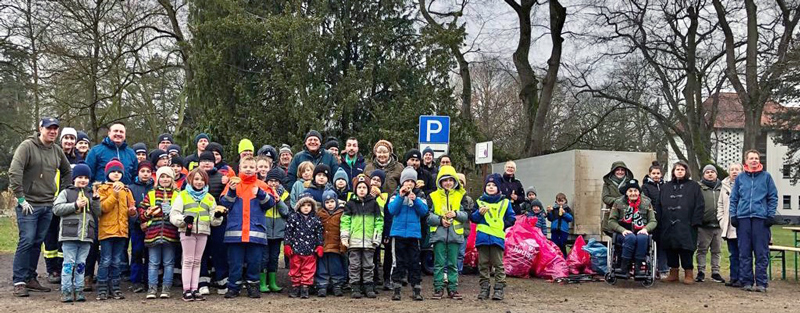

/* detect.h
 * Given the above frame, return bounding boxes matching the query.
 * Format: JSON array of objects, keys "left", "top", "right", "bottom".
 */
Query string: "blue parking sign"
[{"left": 418, "top": 115, "right": 450, "bottom": 144}]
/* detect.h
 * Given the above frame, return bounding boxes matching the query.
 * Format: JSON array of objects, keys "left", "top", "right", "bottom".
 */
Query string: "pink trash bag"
[
  {"left": 464, "top": 223, "right": 479, "bottom": 269},
  {"left": 567, "top": 235, "right": 594, "bottom": 275},
  {"left": 503, "top": 215, "right": 540, "bottom": 278},
  {"left": 530, "top": 219, "right": 569, "bottom": 280}
]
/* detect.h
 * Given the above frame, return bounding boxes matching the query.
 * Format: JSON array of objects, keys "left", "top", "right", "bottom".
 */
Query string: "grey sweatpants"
[
  {"left": 348, "top": 248, "right": 375, "bottom": 284},
  {"left": 696, "top": 227, "right": 722, "bottom": 274}
]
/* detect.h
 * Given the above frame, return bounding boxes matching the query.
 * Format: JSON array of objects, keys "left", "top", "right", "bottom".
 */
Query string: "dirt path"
[{"left": 0, "top": 253, "right": 797, "bottom": 313}]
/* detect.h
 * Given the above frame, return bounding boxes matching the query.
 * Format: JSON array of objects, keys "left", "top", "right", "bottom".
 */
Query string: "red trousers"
[{"left": 289, "top": 254, "right": 317, "bottom": 286}]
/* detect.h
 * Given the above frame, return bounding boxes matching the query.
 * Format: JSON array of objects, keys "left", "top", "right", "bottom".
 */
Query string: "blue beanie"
[
  {"left": 194, "top": 133, "right": 210, "bottom": 144},
  {"left": 422, "top": 146, "right": 434, "bottom": 157},
  {"left": 370, "top": 169, "right": 386, "bottom": 188},
  {"left": 484, "top": 173, "right": 503, "bottom": 191},
  {"left": 72, "top": 162, "right": 92, "bottom": 180},
  {"left": 323, "top": 189, "right": 338, "bottom": 202}
]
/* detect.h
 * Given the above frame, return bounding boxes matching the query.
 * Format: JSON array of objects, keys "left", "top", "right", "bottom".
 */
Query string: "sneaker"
[
  {"left": 383, "top": 280, "right": 392, "bottom": 291},
  {"left": 198, "top": 286, "right": 210, "bottom": 295},
  {"left": 182, "top": 290, "right": 194, "bottom": 302},
  {"left": 96, "top": 291, "right": 108, "bottom": 301},
  {"left": 217, "top": 287, "right": 228, "bottom": 295},
  {"left": 743, "top": 285, "right": 754, "bottom": 292},
  {"left": 392, "top": 288, "right": 401, "bottom": 301},
  {"left": 26, "top": 278, "right": 52, "bottom": 292},
  {"left": 710, "top": 273, "right": 726, "bottom": 283},
  {"left": 224, "top": 288, "right": 239, "bottom": 299},
  {"left": 13, "top": 284, "right": 29, "bottom": 297},
  {"left": 755, "top": 286, "right": 767, "bottom": 293},
  {"left": 160, "top": 286, "right": 171, "bottom": 298},
  {"left": 192, "top": 290, "right": 205, "bottom": 301},
  {"left": 131, "top": 283, "right": 145, "bottom": 293},
  {"left": 75, "top": 291, "right": 86, "bottom": 302},
  {"left": 727, "top": 280, "right": 743, "bottom": 288},
  {"left": 112, "top": 290, "right": 125, "bottom": 300},
  {"left": 246, "top": 283, "right": 261, "bottom": 298},
  {"left": 317, "top": 287, "right": 327, "bottom": 297},
  {"left": 695, "top": 271, "right": 705, "bottom": 282},
  {"left": 332, "top": 285, "right": 343, "bottom": 297},
  {"left": 61, "top": 290, "right": 74, "bottom": 303},
  {"left": 431, "top": 289, "right": 444, "bottom": 300},
  {"left": 146, "top": 286, "right": 157, "bottom": 299},
  {"left": 448, "top": 290, "right": 463, "bottom": 300},
  {"left": 48, "top": 272, "right": 61, "bottom": 284},
  {"left": 412, "top": 287, "right": 423, "bottom": 301}
]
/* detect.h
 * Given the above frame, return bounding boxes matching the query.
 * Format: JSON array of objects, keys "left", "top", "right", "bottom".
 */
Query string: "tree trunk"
[
  {"left": 529, "top": 0, "right": 566, "bottom": 156},
  {"left": 505, "top": 0, "right": 538, "bottom": 156}
]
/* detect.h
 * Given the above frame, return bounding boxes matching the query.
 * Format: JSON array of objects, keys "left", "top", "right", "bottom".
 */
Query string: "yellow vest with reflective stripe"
[
  {"left": 177, "top": 192, "right": 213, "bottom": 224},
  {"left": 429, "top": 188, "right": 465, "bottom": 235},
  {"left": 280, "top": 190, "right": 289, "bottom": 202},
  {"left": 475, "top": 199, "right": 509, "bottom": 239}
]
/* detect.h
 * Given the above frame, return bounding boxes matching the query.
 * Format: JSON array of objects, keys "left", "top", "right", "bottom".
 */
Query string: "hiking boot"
[
  {"left": 351, "top": 284, "right": 363, "bottom": 299},
  {"left": 61, "top": 290, "right": 73, "bottom": 303},
  {"left": 289, "top": 286, "right": 300, "bottom": 298},
  {"left": 112, "top": 289, "right": 125, "bottom": 300},
  {"left": 48, "top": 272, "right": 61, "bottom": 284},
  {"left": 412, "top": 286, "right": 423, "bottom": 301},
  {"left": 727, "top": 280, "right": 743, "bottom": 288},
  {"left": 26, "top": 278, "right": 51, "bottom": 292},
  {"left": 616, "top": 258, "right": 631, "bottom": 279},
  {"left": 491, "top": 284, "right": 505, "bottom": 301},
  {"left": 710, "top": 273, "right": 726, "bottom": 283},
  {"left": 13, "top": 284, "right": 29, "bottom": 297},
  {"left": 160, "top": 285, "right": 171, "bottom": 298},
  {"left": 365, "top": 283, "right": 376, "bottom": 298},
  {"left": 192, "top": 290, "right": 205, "bottom": 301},
  {"left": 683, "top": 269, "right": 695, "bottom": 285},
  {"left": 224, "top": 288, "right": 239, "bottom": 299},
  {"left": 392, "top": 287, "right": 401, "bottom": 301},
  {"left": 96, "top": 289, "right": 108, "bottom": 301},
  {"left": 664, "top": 268, "right": 679, "bottom": 282},
  {"left": 146, "top": 286, "right": 158, "bottom": 299},
  {"left": 300, "top": 286, "right": 309, "bottom": 299},
  {"left": 75, "top": 291, "right": 86, "bottom": 302},
  {"left": 84, "top": 276, "right": 94, "bottom": 291},
  {"left": 448, "top": 290, "right": 463, "bottom": 300},
  {"left": 317, "top": 287, "right": 327, "bottom": 297},
  {"left": 246, "top": 282, "right": 261, "bottom": 298},
  {"left": 431, "top": 289, "right": 443, "bottom": 300},
  {"left": 695, "top": 271, "right": 705, "bottom": 282},
  {"left": 131, "top": 283, "right": 145, "bottom": 293},
  {"left": 182, "top": 290, "right": 194, "bottom": 302},
  {"left": 477, "top": 283, "right": 490, "bottom": 300},
  {"left": 332, "top": 285, "right": 343, "bottom": 297}
]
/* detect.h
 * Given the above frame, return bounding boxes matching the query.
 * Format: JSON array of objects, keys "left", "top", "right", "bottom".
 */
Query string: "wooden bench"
[{"left": 769, "top": 245, "right": 800, "bottom": 280}]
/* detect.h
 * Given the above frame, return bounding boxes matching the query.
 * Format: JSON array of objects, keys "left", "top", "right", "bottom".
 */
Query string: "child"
[
  {"left": 386, "top": 167, "right": 428, "bottom": 301},
  {"left": 256, "top": 156, "right": 272, "bottom": 181},
  {"left": 96, "top": 158, "right": 138, "bottom": 300},
  {"left": 456, "top": 173, "right": 474, "bottom": 274},
  {"left": 127, "top": 161, "right": 154, "bottom": 293},
  {"left": 285, "top": 196, "right": 324, "bottom": 299},
  {"left": 521, "top": 187, "right": 547, "bottom": 236},
  {"left": 471, "top": 173, "right": 516, "bottom": 300},
  {"left": 341, "top": 174, "right": 384, "bottom": 299},
  {"left": 138, "top": 166, "right": 180, "bottom": 299},
  {"left": 220, "top": 156, "right": 275, "bottom": 299},
  {"left": 133, "top": 143, "right": 148, "bottom": 162},
  {"left": 150, "top": 149, "right": 170, "bottom": 169},
  {"left": 171, "top": 156, "right": 187, "bottom": 189},
  {"left": 260, "top": 167, "right": 290, "bottom": 293},
  {"left": 426, "top": 165, "right": 468, "bottom": 300},
  {"left": 303, "top": 163, "right": 332, "bottom": 205},
  {"left": 170, "top": 168, "right": 224, "bottom": 301},
  {"left": 333, "top": 167, "right": 350, "bottom": 201},
  {"left": 53, "top": 162, "right": 101, "bottom": 302},
  {"left": 290, "top": 161, "right": 314, "bottom": 208},
  {"left": 315, "top": 190, "right": 347, "bottom": 297},
  {"left": 547, "top": 193, "right": 573, "bottom": 257}
]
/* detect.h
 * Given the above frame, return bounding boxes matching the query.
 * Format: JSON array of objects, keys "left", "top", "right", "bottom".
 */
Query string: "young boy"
[
  {"left": 285, "top": 196, "right": 324, "bottom": 299},
  {"left": 315, "top": 190, "right": 347, "bottom": 297},
  {"left": 171, "top": 156, "right": 187, "bottom": 190},
  {"left": 138, "top": 166, "right": 180, "bottom": 299},
  {"left": 303, "top": 164, "right": 333, "bottom": 207},
  {"left": 127, "top": 161, "right": 155, "bottom": 293},
  {"left": 426, "top": 165, "right": 468, "bottom": 300},
  {"left": 333, "top": 168, "right": 350, "bottom": 201},
  {"left": 386, "top": 167, "right": 428, "bottom": 301},
  {"left": 471, "top": 173, "right": 516, "bottom": 300},
  {"left": 132, "top": 143, "right": 148, "bottom": 163},
  {"left": 260, "top": 167, "right": 290, "bottom": 293},
  {"left": 341, "top": 174, "right": 384, "bottom": 299},
  {"left": 53, "top": 162, "right": 101, "bottom": 302},
  {"left": 547, "top": 193, "right": 573, "bottom": 257},
  {"left": 220, "top": 156, "right": 275, "bottom": 299},
  {"left": 96, "top": 158, "right": 138, "bottom": 300},
  {"left": 521, "top": 187, "right": 547, "bottom": 236}
]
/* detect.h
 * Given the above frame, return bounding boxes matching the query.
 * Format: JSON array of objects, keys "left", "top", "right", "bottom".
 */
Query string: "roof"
[{"left": 704, "top": 92, "right": 784, "bottom": 129}]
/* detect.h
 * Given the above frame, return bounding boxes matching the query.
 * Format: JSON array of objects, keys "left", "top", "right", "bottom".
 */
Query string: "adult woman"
[
  {"left": 363, "top": 140, "right": 403, "bottom": 193},
  {"left": 717, "top": 162, "right": 742, "bottom": 287},
  {"left": 499, "top": 161, "right": 525, "bottom": 215},
  {"left": 658, "top": 161, "right": 704, "bottom": 284},
  {"left": 607, "top": 179, "right": 657, "bottom": 279},
  {"left": 642, "top": 161, "right": 668, "bottom": 278}
]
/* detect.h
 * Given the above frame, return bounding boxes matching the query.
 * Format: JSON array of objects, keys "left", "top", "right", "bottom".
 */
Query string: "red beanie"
[{"left": 105, "top": 158, "right": 125, "bottom": 180}]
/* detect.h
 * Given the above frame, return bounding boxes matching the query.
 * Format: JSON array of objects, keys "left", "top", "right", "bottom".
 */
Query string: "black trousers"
[
  {"left": 392, "top": 237, "right": 421, "bottom": 287},
  {"left": 666, "top": 248, "right": 694, "bottom": 270}
]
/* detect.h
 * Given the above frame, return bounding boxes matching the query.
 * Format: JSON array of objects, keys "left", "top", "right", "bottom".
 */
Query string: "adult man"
[
  {"left": 729, "top": 150, "right": 778, "bottom": 293},
  {"left": 422, "top": 147, "right": 438, "bottom": 176},
  {"left": 696, "top": 165, "right": 724, "bottom": 283},
  {"left": 184, "top": 133, "right": 210, "bottom": 170},
  {"left": 85, "top": 122, "right": 138, "bottom": 184},
  {"left": 278, "top": 144, "right": 292, "bottom": 172},
  {"left": 286, "top": 130, "right": 339, "bottom": 188},
  {"left": 10, "top": 117, "right": 72, "bottom": 297},
  {"left": 339, "top": 137, "right": 365, "bottom": 185},
  {"left": 157, "top": 133, "right": 173, "bottom": 151}
]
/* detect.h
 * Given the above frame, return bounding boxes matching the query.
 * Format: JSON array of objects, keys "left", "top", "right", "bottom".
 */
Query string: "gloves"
[
  {"left": 316, "top": 246, "right": 324, "bottom": 257},
  {"left": 341, "top": 238, "right": 349, "bottom": 248},
  {"left": 730, "top": 217, "right": 739, "bottom": 228},
  {"left": 184, "top": 215, "right": 195, "bottom": 236},
  {"left": 18, "top": 198, "right": 34, "bottom": 215},
  {"left": 284, "top": 245, "right": 294, "bottom": 257}
]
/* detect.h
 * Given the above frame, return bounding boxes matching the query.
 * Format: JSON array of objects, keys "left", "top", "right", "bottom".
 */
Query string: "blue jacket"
[
  {"left": 220, "top": 182, "right": 276, "bottom": 245},
  {"left": 339, "top": 154, "right": 366, "bottom": 186},
  {"left": 470, "top": 193, "right": 516, "bottom": 249},
  {"left": 547, "top": 204, "right": 573, "bottom": 233},
  {"left": 729, "top": 169, "right": 778, "bottom": 220},
  {"left": 286, "top": 148, "right": 339, "bottom": 188},
  {"left": 303, "top": 183, "right": 333, "bottom": 206},
  {"left": 387, "top": 190, "right": 428, "bottom": 239},
  {"left": 85, "top": 137, "right": 138, "bottom": 184}
]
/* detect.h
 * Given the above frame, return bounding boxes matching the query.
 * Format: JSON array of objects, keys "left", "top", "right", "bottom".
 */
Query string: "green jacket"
[
  {"left": 341, "top": 194, "right": 384, "bottom": 249},
  {"left": 602, "top": 161, "right": 633, "bottom": 209},
  {"left": 699, "top": 180, "right": 722, "bottom": 228},
  {"left": 9, "top": 135, "right": 73, "bottom": 206},
  {"left": 607, "top": 196, "right": 657, "bottom": 234}
]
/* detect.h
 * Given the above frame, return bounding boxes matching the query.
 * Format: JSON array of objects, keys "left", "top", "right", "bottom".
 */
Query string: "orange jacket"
[{"left": 97, "top": 183, "right": 137, "bottom": 240}]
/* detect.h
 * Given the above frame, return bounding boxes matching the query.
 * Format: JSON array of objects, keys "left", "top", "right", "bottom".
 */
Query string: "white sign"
[
  {"left": 475, "top": 141, "right": 493, "bottom": 164},
  {"left": 420, "top": 143, "right": 449, "bottom": 159}
]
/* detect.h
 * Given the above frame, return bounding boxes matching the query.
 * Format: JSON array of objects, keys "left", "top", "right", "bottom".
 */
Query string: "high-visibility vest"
[
  {"left": 475, "top": 199, "right": 509, "bottom": 239},
  {"left": 175, "top": 191, "right": 213, "bottom": 225},
  {"left": 429, "top": 189, "right": 465, "bottom": 235}
]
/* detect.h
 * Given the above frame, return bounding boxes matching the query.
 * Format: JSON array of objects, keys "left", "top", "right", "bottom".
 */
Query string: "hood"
[
  {"left": 435, "top": 165, "right": 463, "bottom": 191},
  {"left": 603, "top": 161, "right": 633, "bottom": 183},
  {"left": 333, "top": 167, "right": 348, "bottom": 183},
  {"left": 295, "top": 196, "right": 318, "bottom": 212},
  {"left": 101, "top": 136, "right": 128, "bottom": 150}
]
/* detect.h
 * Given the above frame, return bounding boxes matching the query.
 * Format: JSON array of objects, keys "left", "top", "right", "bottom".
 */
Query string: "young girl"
[
  {"left": 290, "top": 161, "right": 315, "bottom": 208},
  {"left": 547, "top": 193, "right": 573, "bottom": 257},
  {"left": 315, "top": 190, "right": 347, "bottom": 297},
  {"left": 53, "top": 163, "right": 100, "bottom": 302},
  {"left": 471, "top": 173, "right": 515, "bottom": 300},
  {"left": 96, "top": 158, "right": 137, "bottom": 300},
  {"left": 170, "top": 169, "right": 224, "bottom": 301},
  {"left": 285, "top": 196, "right": 324, "bottom": 299},
  {"left": 341, "top": 175, "right": 384, "bottom": 299},
  {"left": 138, "top": 166, "right": 180, "bottom": 299}
]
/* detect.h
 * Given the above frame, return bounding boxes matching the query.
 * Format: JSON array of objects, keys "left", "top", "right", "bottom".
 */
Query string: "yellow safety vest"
[
  {"left": 280, "top": 190, "right": 290, "bottom": 202},
  {"left": 177, "top": 191, "right": 213, "bottom": 224},
  {"left": 429, "top": 188, "right": 465, "bottom": 235},
  {"left": 475, "top": 199, "right": 509, "bottom": 239}
]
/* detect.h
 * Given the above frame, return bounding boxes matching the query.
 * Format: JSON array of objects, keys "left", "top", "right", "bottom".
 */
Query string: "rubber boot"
[
  {"left": 683, "top": 269, "right": 695, "bottom": 285},
  {"left": 664, "top": 268, "right": 679, "bottom": 282},
  {"left": 259, "top": 273, "right": 269, "bottom": 293},
  {"left": 267, "top": 272, "right": 283, "bottom": 292}
]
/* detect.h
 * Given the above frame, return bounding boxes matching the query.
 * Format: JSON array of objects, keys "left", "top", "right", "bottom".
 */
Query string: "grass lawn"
[{"left": 0, "top": 217, "right": 19, "bottom": 253}]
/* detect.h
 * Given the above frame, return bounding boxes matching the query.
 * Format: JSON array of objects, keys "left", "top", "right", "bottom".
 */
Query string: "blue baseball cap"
[{"left": 40, "top": 117, "right": 60, "bottom": 128}]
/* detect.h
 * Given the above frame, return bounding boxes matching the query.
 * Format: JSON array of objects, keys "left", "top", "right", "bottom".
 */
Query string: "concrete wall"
[
  {"left": 766, "top": 132, "right": 800, "bottom": 221},
  {"left": 493, "top": 150, "right": 656, "bottom": 240}
]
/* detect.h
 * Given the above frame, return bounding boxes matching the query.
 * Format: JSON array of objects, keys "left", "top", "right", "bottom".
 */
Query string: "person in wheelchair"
[{"left": 607, "top": 179, "right": 657, "bottom": 279}]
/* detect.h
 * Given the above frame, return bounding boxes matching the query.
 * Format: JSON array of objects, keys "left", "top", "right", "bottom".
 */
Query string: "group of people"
[{"left": 602, "top": 156, "right": 777, "bottom": 292}]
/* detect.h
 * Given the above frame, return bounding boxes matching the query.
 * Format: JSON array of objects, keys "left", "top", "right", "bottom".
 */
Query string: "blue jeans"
[
  {"left": 148, "top": 244, "right": 176, "bottom": 287},
  {"left": 737, "top": 217, "right": 769, "bottom": 287},
  {"left": 261, "top": 239, "right": 282, "bottom": 273},
  {"left": 227, "top": 243, "right": 264, "bottom": 291},
  {"left": 727, "top": 238, "right": 740, "bottom": 282},
  {"left": 12, "top": 205, "right": 53, "bottom": 284},
  {"left": 61, "top": 241, "right": 91, "bottom": 292},
  {"left": 98, "top": 237, "right": 127, "bottom": 289},
  {"left": 315, "top": 252, "right": 346, "bottom": 288},
  {"left": 619, "top": 233, "right": 649, "bottom": 261}
]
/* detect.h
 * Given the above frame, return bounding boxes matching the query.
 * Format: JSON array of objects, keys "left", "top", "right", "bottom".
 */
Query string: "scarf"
[
  {"left": 622, "top": 197, "right": 645, "bottom": 230},
  {"left": 188, "top": 185, "right": 209, "bottom": 202},
  {"left": 701, "top": 179, "right": 718, "bottom": 189}
]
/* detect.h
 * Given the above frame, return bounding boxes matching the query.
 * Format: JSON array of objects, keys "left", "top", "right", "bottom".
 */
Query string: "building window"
[
  {"left": 784, "top": 195, "right": 792, "bottom": 210},
  {"left": 785, "top": 164, "right": 793, "bottom": 179}
]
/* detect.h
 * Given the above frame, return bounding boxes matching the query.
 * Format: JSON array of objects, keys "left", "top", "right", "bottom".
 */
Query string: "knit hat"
[
  {"left": 199, "top": 151, "right": 215, "bottom": 163},
  {"left": 373, "top": 140, "right": 393, "bottom": 154},
  {"left": 313, "top": 163, "right": 332, "bottom": 181},
  {"left": 72, "top": 162, "right": 92, "bottom": 180},
  {"left": 702, "top": 164, "right": 717, "bottom": 174},
  {"left": 400, "top": 166, "right": 418, "bottom": 184},
  {"left": 149, "top": 149, "right": 168, "bottom": 165},
  {"left": 279, "top": 144, "right": 292, "bottom": 156},
  {"left": 137, "top": 160, "right": 154, "bottom": 172},
  {"left": 266, "top": 167, "right": 285, "bottom": 182},
  {"left": 370, "top": 169, "right": 386, "bottom": 188},
  {"left": 238, "top": 139, "right": 254, "bottom": 154},
  {"left": 325, "top": 138, "right": 339, "bottom": 150},
  {"left": 60, "top": 127, "right": 77, "bottom": 141},
  {"left": 194, "top": 133, "right": 210, "bottom": 144},
  {"left": 207, "top": 142, "right": 223, "bottom": 155},
  {"left": 422, "top": 146, "right": 434, "bottom": 157},
  {"left": 76, "top": 131, "right": 90, "bottom": 143},
  {"left": 167, "top": 144, "right": 181, "bottom": 155},
  {"left": 257, "top": 145, "right": 277, "bottom": 159},
  {"left": 132, "top": 142, "right": 148, "bottom": 154},
  {"left": 404, "top": 149, "right": 422, "bottom": 164},
  {"left": 323, "top": 189, "right": 338, "bottom": 202},
  {"left": 457, "top": 173, "right": 467, "bottom": 187},
  {"left": 333, "top": 167, "right": 348, "bottom": 183},
  {"left": 158, "top": 133, "right": 173, "bottom": 144},
  {"left": 526, "top": 186, "right": 537, "bottom": 196},
  {"left": 171, "top": 156, "right": 185, "bottom": 168},
  {"left": 619, "top": 178, "right": 641, "bottom": 194},
  {"left": 485, "top": 173, "right": 502, "bottom": 190},
  {"left": 156, "top": 166, "right": 175, "bottom": 180},
  {"left": 352, "top": 174, "right": 370, "bottom": 190},
  {"left": 305, "top": 130, "right": 323, "bottom": 142},
  {"left": 104, "top": 158, "right": 124, "bottom": 179}
]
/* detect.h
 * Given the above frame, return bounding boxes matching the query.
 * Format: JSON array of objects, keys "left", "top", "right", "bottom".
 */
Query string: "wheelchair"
[{"left": 604, "top": 232, "right": 657, "bottom": 288}]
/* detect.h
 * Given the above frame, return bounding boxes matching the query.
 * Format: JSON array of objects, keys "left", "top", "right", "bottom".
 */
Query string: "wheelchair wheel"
[
  {"left": 642, "top": 278, "right": 654, "bottom": 288},
  {"left": 605, "top": 272, "right": 617, "bottom": 285}
]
